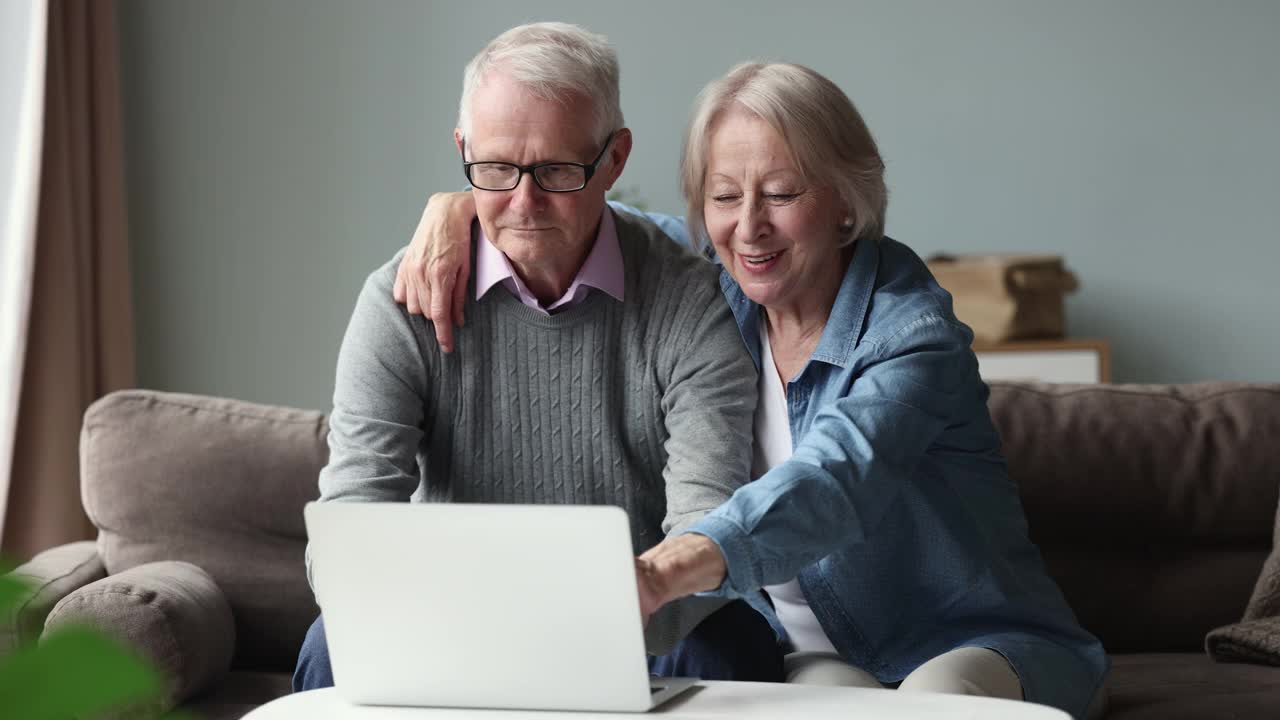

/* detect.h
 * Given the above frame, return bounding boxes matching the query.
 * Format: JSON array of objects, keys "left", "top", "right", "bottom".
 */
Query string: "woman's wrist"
[{"left": 639, "top": 533, "right": 728, "bottom": 606}]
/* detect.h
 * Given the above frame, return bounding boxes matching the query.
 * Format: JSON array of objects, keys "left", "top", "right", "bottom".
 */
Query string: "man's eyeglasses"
[{"left": 462, "top": 132, "right": 616, "bottom": 193}]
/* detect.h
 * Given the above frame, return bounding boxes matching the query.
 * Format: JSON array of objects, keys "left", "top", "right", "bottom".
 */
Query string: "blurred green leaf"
[
  {"left": 0, "top": 571, "right": 25, "bottom": 613},
  {"left": 0, "top": 562, "right": 180, "bottom": 720},
  {"left": 0, "top": 623, "right": 164, "bottom": 719}
]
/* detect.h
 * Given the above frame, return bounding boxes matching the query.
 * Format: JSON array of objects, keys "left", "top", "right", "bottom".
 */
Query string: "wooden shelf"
[{"left": 971, "top": 338, "right": 1110, "bottom": 383}]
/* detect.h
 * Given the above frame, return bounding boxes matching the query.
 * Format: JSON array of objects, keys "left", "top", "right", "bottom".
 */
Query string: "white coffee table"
[{"left": 242, "top": 682, "right": 1070, "bottom": 719}]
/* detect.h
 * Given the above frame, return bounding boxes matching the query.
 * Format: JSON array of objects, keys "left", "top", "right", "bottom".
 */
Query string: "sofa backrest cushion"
[
  {"left": 81, "top": 390, "right": 325, "bottom": 672},
  {"left": 82, "top": 383, "right": 1280, "bottom": 662},
  {"left": 988, "top": 382, "right": 1280, "bottom": 652}
]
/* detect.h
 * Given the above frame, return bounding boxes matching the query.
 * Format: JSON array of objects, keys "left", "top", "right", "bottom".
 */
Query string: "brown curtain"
[{"left": 2, "top": 0, "right": 134, "bottom": 563}]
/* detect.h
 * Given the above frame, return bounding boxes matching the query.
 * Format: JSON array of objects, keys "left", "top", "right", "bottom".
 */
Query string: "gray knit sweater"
[{"left": 311, "top": 210, "right": 758, "bottom": 654}]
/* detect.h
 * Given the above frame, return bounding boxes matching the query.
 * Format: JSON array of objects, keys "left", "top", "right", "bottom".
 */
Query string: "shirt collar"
[
  {"left": 475, "top": 208, "right": 625, "bottom": 313},
  {"left": 809, "top": 237, "right": 878, "bottom": 369}
]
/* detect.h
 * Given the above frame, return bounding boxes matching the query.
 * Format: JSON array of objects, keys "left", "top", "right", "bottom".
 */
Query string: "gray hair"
[
  {"left": 680, "top": 62, "right": 887, "bottom": 250},
  {"left": 457, "top": 22, "right": 624, "bottom": 144}
]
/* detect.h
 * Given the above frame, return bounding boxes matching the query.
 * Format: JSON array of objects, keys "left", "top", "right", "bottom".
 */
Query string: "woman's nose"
[{"left": 735, "top": 199, "right": 768, "bottom": 244}]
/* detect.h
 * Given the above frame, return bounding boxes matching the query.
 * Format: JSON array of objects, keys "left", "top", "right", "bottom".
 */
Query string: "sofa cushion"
[
  {"left": 44, "top": 561, "right": 235, "bottom": 711},
  {"left": 80, "top": 390, "right": 326, "bottom": 671},
  {"left": 988, "top": 383, "right": 1280, "bottom": 652},
  {"left": 1, "top": 540, "right": 104, "bottom": 654},
  {"left": 1041, "top": 545, "right": 1268, "bottom": 654},
  {"left": 1105, "top": 652, "right": 1280, "bottom": 720}
]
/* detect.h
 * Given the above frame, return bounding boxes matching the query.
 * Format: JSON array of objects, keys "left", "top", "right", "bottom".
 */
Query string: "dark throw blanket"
[{"left": 1207, "top": 500, "right": 1280, "bottom": 665}]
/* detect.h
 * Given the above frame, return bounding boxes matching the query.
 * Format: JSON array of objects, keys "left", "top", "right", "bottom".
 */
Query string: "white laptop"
[{"left": 303, "top": 501, "right": 697, "bottom": 712}]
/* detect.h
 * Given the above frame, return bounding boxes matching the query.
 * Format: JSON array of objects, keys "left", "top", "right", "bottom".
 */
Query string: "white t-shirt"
[{"left": 755, "top": 315, "right": 838, "bottom": 654}]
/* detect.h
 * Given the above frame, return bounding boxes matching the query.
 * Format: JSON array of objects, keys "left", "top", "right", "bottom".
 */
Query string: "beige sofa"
[{"left": 4, "top": 384, "right": 1280, "bottom": 718}]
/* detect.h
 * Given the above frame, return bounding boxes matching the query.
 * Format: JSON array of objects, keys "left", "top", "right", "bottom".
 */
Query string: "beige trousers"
[
  {"left": 784, "top": 649, "right": 1107, "bottom": 719},
  {"left": 784, "top": 647, "right": 1023, "bottom": 699}
]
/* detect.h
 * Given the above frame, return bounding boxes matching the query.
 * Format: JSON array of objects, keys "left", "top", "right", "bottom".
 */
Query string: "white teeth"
[{"left": 745, "top": 252, "right": 780, "bottom": 265}]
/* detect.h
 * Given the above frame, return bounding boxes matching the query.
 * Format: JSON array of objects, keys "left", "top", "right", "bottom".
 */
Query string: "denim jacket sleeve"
[
  {"left": 606, "top": 201, "right": 696, "bottom": 252},
  {"left": 686, "top": 312, "right": 977, "bottom": 597}
]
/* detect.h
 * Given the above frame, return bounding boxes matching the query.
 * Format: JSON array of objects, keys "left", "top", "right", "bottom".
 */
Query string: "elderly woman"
[{"left": 394, "top": 63, "right": 1108, "bottom": 719}]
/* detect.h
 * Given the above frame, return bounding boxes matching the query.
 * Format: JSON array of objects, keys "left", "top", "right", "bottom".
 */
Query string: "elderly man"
[{"left": 293, "top": 23, "right": 779, "bottom": 691}]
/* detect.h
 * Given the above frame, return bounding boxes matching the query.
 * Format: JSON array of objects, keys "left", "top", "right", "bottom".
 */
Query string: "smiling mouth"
[{"left": 743, "top": 251, "right": 782, "bottom": 265}]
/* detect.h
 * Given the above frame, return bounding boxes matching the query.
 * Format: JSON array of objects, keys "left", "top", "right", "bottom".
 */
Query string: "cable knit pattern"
[{"left": 311, "top": 210, "right": 758, "bottom": 654}]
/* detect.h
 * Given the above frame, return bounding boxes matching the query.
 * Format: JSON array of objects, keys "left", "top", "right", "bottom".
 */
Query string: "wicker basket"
[{"left": 926, "top": 254, "right": 1078, "bottom": 344}]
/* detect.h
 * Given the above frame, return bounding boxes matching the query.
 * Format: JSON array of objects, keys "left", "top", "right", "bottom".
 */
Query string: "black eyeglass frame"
[{"left": 461, "top": 131, "right": 617, "bottom": 193}]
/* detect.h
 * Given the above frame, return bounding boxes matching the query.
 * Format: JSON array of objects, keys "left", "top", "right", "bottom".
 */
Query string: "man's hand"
[
  {"left": 634, "top": 534, "right": 729, "bottom": 623},
  {"left": 392, "top": 191, "right": 476, "bottom": 353}
]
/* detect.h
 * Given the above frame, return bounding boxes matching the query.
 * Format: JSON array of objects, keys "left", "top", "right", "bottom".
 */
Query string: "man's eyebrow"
[{"left": 464, "top": 139, "right": 598, "bottom": 164}]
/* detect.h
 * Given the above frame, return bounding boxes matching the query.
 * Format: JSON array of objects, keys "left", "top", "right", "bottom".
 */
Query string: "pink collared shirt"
[{"left": 475, "top": 209, "right": 625, "bottom": 313}]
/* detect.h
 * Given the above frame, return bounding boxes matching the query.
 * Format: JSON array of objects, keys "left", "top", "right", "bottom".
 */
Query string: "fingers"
[
  {"left": 394, "top": 249, "right": 417, "bottom": 310},
  {"left": 451, "top": 264, "right": 467, "bottom": 329},
  {"left": 406, "top": 269, "right": 424, "bottom": 317},
  {"left": 394, "top": 240, "right": 463, "bottom": 353},
  {"left": 434, "top": 322, "right": 455, "bottom": 355},
  {"left": 635, "top": 559, "right": 667, "bottom": 620},
  {"left": 401, "top": 191, "right": 445, "bottom": 318},
  {"left": 396, "top": 190, "right": 474, "bottom": 351},
  {"left": 429, "top": 263, "right": 456, "bottom": 353},
  {"left": 396, "top": 247, "right": 426, "bottom": 317}
]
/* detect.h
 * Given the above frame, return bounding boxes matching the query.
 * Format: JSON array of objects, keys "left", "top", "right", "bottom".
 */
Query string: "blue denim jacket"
[{"left": 613, "top": 203, "right": 1108, "bottom": 720}]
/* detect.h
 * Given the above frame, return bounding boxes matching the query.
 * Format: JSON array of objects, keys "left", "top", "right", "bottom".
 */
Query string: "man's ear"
[
  {"left": 602, "top": 128, "right": 634, "bottom": 190},
  {"left": 454, "top": 129, "right": 466, "bottom": 158}
]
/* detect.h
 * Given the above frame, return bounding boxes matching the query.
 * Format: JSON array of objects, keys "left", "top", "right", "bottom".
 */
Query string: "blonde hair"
[
  {"left": 458, "top": 22, "right": 623, "bottom": 144},
  {"left": 680, "top": 62, "right": 887, "bottom": 249}
]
